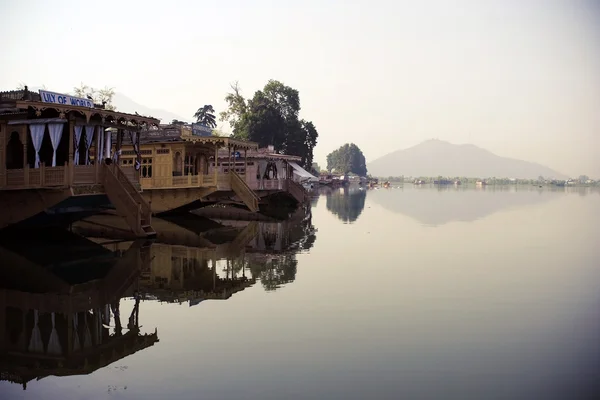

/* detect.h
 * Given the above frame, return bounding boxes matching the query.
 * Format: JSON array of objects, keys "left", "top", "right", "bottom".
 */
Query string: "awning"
[{"left": 288, "top": 161, "right": 319, "bottom": 182}]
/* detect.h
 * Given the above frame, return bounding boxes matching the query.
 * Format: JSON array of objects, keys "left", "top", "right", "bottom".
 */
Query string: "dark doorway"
[{"left": 6, "top": 131, "right": 24, "bottom": 169}]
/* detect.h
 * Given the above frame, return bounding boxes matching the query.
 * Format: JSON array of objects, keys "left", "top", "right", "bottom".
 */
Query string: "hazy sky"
[{"left": 2, "top": 0, "right": 599, "bottom": 177}]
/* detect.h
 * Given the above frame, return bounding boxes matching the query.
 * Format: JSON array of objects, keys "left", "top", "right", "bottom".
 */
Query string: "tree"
[
  {"left": 171, "top": 119, "right": 186, "bottom": 125},
  {"left": 220, "top": 79, "right": 319, "bottom": 169},
  {"left": 194, "top": 105, "right": 217, "bottom": 128},
  {"left": 220, "top": 81, "right": 250, "bottom": 138},
  {"left": 326, "top": 143, "right": 367, "bottom": 176},
  {"left": 211, "top": 128, "right": 227, "bottom": 137},
  {"left": 73, "top": 83, "right": 116, "bottom": 110},
  {"left": 311, "top": 162, "right": 322, "bottom": 176}
]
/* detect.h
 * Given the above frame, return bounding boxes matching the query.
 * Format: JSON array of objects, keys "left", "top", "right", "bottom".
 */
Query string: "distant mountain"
[
  {"left": 112, "top": 93, "right": 190, "bottom": 124},
  {"left": 368, "top": 140, "right": 567, "bottom": 179}
]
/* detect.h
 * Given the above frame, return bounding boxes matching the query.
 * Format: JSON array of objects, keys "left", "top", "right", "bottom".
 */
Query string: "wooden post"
[
  {"left": 95, "top": 126, "right": 101, "bottom": 183},
  {"left": 21, "top": 125, "right": 28, "bottom": 169},
  {"left": 244, "top": 149, "right": 247, "bottom": 177},
  {"left": 214, "top": 145, "right": 218, "bottom": 185},
  {"left": 68, "top": 118, "right": 75, "bottom": 187},
  {"left": 40, "top": 162, "right": 46, "bottom": 186},
  {"left": 24, "top": 164, "right": 29, "bottom": 186}
]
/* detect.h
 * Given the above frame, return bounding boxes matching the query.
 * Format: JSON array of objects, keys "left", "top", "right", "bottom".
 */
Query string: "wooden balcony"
[
  {"left": 1, "top": 163, "right": 141, "bottom": 190},
  {"left": 140, "top": 174, "right": 218, "bottom": 190}
]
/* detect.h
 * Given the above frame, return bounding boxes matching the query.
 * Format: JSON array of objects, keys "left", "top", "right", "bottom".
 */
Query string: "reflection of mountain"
[
  {"left": 369, "top": 186, "right": 558, "bottom": 226},
  {"left": 0, "top": 231, "right": 158, "bottom": 390},
  {"left": 324, "top": 186, "right": 367, "bottom": 223}
]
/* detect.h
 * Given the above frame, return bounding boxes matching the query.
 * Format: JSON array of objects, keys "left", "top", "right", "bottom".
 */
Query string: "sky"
[{"left": 2, "top": 0, "right": 599, "bottom": 177}]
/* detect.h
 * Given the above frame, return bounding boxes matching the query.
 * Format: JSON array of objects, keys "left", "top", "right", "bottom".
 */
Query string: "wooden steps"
[
  {"left": 230, "top": 171, "right": 260, "bottom": 212},
  {"left": 103, "top": 164, "right": 156, "bottom": 238}
]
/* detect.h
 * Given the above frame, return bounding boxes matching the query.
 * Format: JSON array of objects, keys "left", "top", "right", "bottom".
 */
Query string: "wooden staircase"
[
  {"left": 230, "top": 171, "right": 260, "bottom": 212},
  {"left": 227, "top": 221, "right": 259, "bottom": 254},
  {"left": 103, "top": 164, "right": 156, "bottom": 238},
  {"left": 286, "top": 179, "right": 309, "bottom": 204}
]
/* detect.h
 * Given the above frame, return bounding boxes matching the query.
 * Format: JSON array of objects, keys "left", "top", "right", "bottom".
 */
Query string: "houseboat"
[
  {"left": 0, "top": 87, "right": 161, "bottom": 237},
  {"left": 109, "top": 125, "right": 313, "bottom": 214}
]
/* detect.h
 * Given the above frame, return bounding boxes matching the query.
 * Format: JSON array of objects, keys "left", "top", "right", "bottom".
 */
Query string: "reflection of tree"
[
  {"left": 326, "top": 187, "right": 366, "bottom": 223},
  {"left": 246, "top": 204, "right": 316, "bottom": 291},
  {"left": 248, "top": 255, "right": 298, "bottom": 291}
]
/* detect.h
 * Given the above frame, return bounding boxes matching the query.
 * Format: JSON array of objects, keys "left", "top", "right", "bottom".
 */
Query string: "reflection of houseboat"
[{"left": 0, "top": 232, "right": 158, "bottom": 390}]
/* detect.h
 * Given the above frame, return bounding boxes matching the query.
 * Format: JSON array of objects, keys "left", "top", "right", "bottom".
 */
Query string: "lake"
[{"left": 1, "top": 184, "right": 599, "bottom": 400}]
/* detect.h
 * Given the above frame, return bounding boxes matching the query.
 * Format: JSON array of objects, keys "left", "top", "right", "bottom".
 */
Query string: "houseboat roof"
[
  {"left": 1, "top": 88, "right": 161, "bottom": 128},
  {"left": 216, "top": 147, "right": 302, "bottom": 162},
  {"left": 115, "top": 124, "right": 259, "bottom": 150}
]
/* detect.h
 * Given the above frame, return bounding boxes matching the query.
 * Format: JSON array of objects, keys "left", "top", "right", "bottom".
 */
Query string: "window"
[
  {"left": 142, "top": 165, "right": 152, "bottom": 178},
  {"left": 156, "top": 148, "right": 170, "bottom": 154}
]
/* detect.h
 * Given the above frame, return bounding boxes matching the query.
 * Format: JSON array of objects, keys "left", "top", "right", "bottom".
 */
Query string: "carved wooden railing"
[
  {"left": 72, "top": 165, "right": 96, "bottom": 184},
  {"left": 230, "top": 170, "right": 260, "bottom": 212},
  {"left": 286, "top": 179, "right": 308, "bottom": 204},
  {"left": 3, "top": 164, "right": 68, "bottom": 189}
]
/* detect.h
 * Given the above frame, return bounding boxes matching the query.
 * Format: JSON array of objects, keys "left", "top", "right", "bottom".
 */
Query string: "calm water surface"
[{"left": 1, "top": 185, "right": 599, "bottom": 400}]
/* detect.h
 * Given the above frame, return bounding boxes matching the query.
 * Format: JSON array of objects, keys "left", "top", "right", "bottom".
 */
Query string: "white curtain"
[
  {"left": 48, "top": 123, "right": 64, "bottom": 167},
  {"left": 28, "top": 310, "right": 44, "bottom": 353},
  {"left": 84, "top": 125, "right": 95, "bottom": 165},
  {"left": 29, "top": 124, "right": 45, "bottom": 168},
  {"left": 47, "top": 312, "right": 62, "bottom": 355},
  {"left": 73, "top": 313, "right": 81, "bottom": 352},
  {"left": 74, "top": 126, "right": 83, "bottom": 165},
  {"left": 104, "top": 130, "right": 112, "bottom": 161}
]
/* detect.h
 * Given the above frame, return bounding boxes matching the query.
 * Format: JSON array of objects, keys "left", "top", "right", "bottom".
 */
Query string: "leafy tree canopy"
[
  {"left": 194, "top": 104, "right": 217, "bottom": 128},
  {"left": 220, "top": 80, "right": 318, "bottom": 169},
  {"left": 73, "top": 83, "right": 116, "bottom": 110},
  {"left": 326, "top": 143, "right": 367, "bottom": 176}
]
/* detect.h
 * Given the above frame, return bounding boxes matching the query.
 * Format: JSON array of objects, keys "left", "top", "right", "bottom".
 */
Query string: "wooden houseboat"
[
  {"left": 110, "top": 125, "right": 312, "bottom": 214},
  {"left": 0, "top": 87, "right": 161, "bottom": 237}
]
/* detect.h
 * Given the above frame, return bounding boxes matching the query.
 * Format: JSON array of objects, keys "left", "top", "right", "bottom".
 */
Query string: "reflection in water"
[
  {"left": 324, "top": 186, "right": 367, "bottom": 223},
  {"left": 0, "top": 206, "right": 317, "bottom": 390},
  {"left": 0, "top": 235, "right": 158, "bottom": 390},
  {"left": 369, "top": 185, "right": 567, "bottom": 226}
]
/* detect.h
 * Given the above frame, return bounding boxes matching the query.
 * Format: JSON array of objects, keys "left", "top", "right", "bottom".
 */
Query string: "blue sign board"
[
  {"left": 191, "top": 123, "right": 213, "bottom": 137},
  {"left": 39, "top": 90, "right": 94, "bottom": 108}
]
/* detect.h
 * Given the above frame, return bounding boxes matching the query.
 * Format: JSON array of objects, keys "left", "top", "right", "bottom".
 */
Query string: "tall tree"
[
  {"left": 326, "top": 143, "right": 367, "bottom": 176},
  {"left": 220, "top": 81, "right": 250, "bottom": 138},
  {"left": 221, "top": 79, "right": 318, "bottom": 169},
  {"left": 194, "top": 104, "right": 217, "bottom": 128}
]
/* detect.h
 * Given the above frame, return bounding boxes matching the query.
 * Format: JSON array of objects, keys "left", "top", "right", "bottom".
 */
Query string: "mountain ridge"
[{"left": 367, "top": 139, "right": 566, "bottom": 179}]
